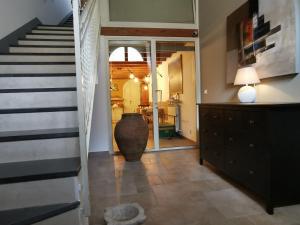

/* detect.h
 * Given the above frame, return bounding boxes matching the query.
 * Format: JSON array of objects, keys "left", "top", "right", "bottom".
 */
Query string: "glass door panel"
[
  {"left": 155, "top": 41, "right": 198, "bottom": 148},
  {"left": 108, "top": 40, "right": 154, "bottom": 152}
]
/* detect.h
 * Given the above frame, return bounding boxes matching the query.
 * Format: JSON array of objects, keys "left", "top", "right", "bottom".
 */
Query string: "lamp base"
[{"left": 238, "top": 85, "right": 257, "bottom": 103}]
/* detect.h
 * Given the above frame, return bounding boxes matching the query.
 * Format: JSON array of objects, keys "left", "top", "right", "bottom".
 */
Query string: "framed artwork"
[
  {"left": 226, "top": 0, "right": 299, "bottom": 83},
  {"left": 169, "top": 55, "right": 183, "bottom": 95}
]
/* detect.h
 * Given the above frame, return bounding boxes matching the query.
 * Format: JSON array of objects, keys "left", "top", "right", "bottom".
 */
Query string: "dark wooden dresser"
[{"left": 198, "top": 103, "right": 300, "bottom": 214}]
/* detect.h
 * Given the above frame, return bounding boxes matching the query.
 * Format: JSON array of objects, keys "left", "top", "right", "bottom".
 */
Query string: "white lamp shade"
[{"left": 234, "top": 66, "right": 260, "bottom": 85}]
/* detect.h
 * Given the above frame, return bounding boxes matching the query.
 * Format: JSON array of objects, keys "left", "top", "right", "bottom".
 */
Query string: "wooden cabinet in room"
[{"left": 198, "top": 103, "right": 300, "bottom": 214}]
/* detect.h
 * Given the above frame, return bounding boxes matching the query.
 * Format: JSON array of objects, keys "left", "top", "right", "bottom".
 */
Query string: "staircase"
[{"left": 0, "top": 16, "right": 85, "bottom": 225}]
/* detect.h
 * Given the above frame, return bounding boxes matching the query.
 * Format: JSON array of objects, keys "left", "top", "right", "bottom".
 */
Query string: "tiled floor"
[{"left": 88, "top": 149, "right": 300, "bottom": 225}]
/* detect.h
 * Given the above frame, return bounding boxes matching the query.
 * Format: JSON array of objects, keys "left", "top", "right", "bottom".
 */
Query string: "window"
[
  {"left": 108, "top": 0, "right": 195, "bottom": 24},
  {"left": 109, "top": 47, "right": 143, "bottom": 62}
]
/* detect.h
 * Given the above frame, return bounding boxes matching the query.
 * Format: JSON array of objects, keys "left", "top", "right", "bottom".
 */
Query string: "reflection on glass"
[
  {"left": 156, "top": 41, "right": 197, "bottom": 148},
  {"left": 109, "top": 41, "right": 154, "bottom": 152}
]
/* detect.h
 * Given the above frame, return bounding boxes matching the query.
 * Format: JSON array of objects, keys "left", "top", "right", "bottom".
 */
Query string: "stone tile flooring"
[{"left": 89, "top": 149, "right": 300, "bottom": 225}]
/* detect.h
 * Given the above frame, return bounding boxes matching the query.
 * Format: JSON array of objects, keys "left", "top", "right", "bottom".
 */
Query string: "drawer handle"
[
  {"left": 249, "top": 120, "right": 255, "bottom": 125},
  {"left": 213, "top": 115, "right": 218, "bottom": 119},
  {"left": 249, "top": 170, "right": 255, "bottom": 175},
  {"left": 228, "top": 117, "right": 233, "bottom": 121},
  {"left": 249, "top": 143, "right": 255, "bottom": 148},
  {"left": 213, "top": 132, "right": 218, "bottom": 136},
  {"left": 229, "top": 137, "right": 234, "bottom": 142},
  {"left": 214, "top": 152, "right": 220, "bottom": 157},
  {"left": 229, "top": 160, "right": 235, "bottom": 165}
]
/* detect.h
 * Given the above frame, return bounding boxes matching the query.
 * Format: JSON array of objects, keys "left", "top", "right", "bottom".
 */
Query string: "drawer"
[
  {"left": 224, "top": 131, "right": 242, "bottom": 150},
  {"left": 201, "top": 128, "right": 223, "bottom": 147},
  {"left": 200, "top": 109, "right": 223, "bottom": 128},
  {"left": 224, "top": 110, "right": 242, "bottom": 129},
  {"left": 201, "top": 144, "right": 224, "bottom": 170},
  {"left": 242, "top": 111, "right": 266, "bottom": 131},
  {"left": 224, "top": 149, "right": 244, "bottom": 182},
  {"left": 241, "top": 159, "right": 268, "bottom": 197}
]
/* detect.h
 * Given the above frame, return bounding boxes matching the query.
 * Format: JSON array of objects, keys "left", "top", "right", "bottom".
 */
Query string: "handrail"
[{"left": 72, "top": 0, "right": 100, "bottom": 219}]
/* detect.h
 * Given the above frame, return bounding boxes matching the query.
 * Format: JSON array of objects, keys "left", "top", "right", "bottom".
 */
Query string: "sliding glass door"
[{"left": 107, "top": 38, "right": 198, "bottom": 152}]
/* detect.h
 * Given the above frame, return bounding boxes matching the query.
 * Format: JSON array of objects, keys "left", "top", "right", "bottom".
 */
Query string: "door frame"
[{"left": 101, "top": 35, "right": 201, "bottom": 154}]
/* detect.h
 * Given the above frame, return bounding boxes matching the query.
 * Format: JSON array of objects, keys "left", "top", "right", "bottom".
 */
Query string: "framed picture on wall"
[
  {"left": 226, "top": 0, "right": 300, "bottom": 83},
  {"left": 169, "top": 55, "right": 183, "bottom": 95}
]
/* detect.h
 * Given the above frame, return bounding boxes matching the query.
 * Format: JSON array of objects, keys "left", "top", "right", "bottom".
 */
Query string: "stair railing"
[{"left": 72, "top": 0, "right": 100, "bottom": 218}]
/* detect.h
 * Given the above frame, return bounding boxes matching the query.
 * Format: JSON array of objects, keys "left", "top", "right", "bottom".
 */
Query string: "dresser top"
[{"left": 197, "top": 102, "right": 300, "bottom": 109}]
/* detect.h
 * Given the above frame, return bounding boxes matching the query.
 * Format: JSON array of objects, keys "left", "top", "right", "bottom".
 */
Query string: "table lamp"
[{"left": 234, "top": 66, "right": 260, "bottom": 103}]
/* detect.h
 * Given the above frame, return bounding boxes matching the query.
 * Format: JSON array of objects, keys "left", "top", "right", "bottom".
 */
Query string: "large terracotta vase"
[{"left": 114, "top": 113, "right": 149, "bottom": 162}]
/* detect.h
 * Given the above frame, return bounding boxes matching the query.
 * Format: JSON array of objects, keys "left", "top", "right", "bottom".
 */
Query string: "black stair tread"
[
  {"left": 0, "top": 62, "right": 75, "bottom": 65},
  {"left": 0, "top": 73, "right": 76, "bottom": 77},
  {"left": 0, "top": 157, "right": 80, "bottom": 184},
  {"left": 40, "top": 24, "right": 74, "bottom": 28},
  {"left": 0, "top": 107, "right": 77, "bottom": 114},
  {"left": 27, "top": 33, "right": 74, "bottom": 36},
  {"left": 34, "top": 29, "right": 74, "bottom": 32},
  {"left": 0, "top": 87, "right": 76, "bottom": 93},
  {"left": 0, "top": 202, "right": 80, "bottom": 225},
  {"left": 10, "top": 45, "right": 74, "bottom": 48},
  {"left": 0, "top": 127, "right": 79, "bottom": 143}
]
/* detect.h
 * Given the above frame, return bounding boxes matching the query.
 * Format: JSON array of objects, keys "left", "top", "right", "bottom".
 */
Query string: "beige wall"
[{"left": 199, "top": 0, "right": 300, "bottom": 103}]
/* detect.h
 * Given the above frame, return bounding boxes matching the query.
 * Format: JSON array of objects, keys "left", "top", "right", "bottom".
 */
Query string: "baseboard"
[
  {"left": 59, "top": 11, "right": 73, "bottom": 26},
  {"left": 0, "top": 18, "right": 41, "bottom": 53}
]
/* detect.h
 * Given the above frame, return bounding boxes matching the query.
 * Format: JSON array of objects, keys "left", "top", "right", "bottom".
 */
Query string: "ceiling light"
[
  {"left": 129, "top": 73, "right": 135, "bottom": 79},
  {"left": 144, "top": 85, "right": 148, "bottom": 91},
  {"left": 134, "top": 77, "right": 139, "bottom": 83}
]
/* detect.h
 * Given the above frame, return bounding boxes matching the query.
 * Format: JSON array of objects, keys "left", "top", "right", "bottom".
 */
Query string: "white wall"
[
  {"left": 199, "top": 0, "right": 300, "bottom": 103},
  {"left": 0, "top": 0, "right": 72, "bottom": 40}
]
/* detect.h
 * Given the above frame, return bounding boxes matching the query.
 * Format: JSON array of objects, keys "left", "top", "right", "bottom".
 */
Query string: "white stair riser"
[
  {"left": 37, "top": 26, "right": 73, "bottom": 31},
  {"left": 32, "top": 30, "right": 73, "bottom": 34},
  {"left": 18, "top": 40, "right": 74, "bottom": 46},
  {"left": 0, "top": 92, "right": 77, "bottom": 109},
  {"left": 36, "top": 208, "right": 82, "bottom": 225},
  {"left": 0, "top": 77, "right": 76, "bottom": 89},
  {"left": 26, "top": 35, "right": 74, "bottom": 40},
  {"left": 10, "top": 47, "right": 75, "bottom": 54},
  {"left": 0, "top": 177, "right": 80, "bottom": 210},
  {"left": 0, "top": 64, "right": 75, "bottom": 74},
  {"left": 0, "top": 55, "right": 75, "bottom": 62},
  {"left": 0, "top": 111, "right": 78, "bottom": 132},
  {"left": 0, "top": 138, "right": 80, "bottom": 163}
]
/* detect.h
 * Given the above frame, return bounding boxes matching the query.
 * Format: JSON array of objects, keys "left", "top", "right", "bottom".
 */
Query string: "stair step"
[
  {"left": 0, "top": 64, "right": 75, "bottom": 74},
  {"left": 0, "top": 111, "right": 78, "bottom": 132},
  {"left": 0, "top": 202, "right": 80, "bottom": 225},
  {"left": 0, "top": 62, "right": 74, "bottom": 65},
  {"left": 32, "top": 30, "right": 73, "bottom": 35},
  {"left": 0, "top": 73, "right": 75, "bottom": 77},
  {"left": 18, "top": 40, "right": 74, "bottom": 46},
  {"left": 26, "top": 34, "right": 74, "bottom": 40},
  {"left": 0, "top": 54, "right": 75, "bottom": 62},
  {"left": 9, "top": 46, "right": 75, "bottom": 54},
  {"left": 0, "top": 87, "right": 76, "bottom": 93},
  {"left": 0, "top": 107, "right": 77, "bottom": 114},
  {"left": 0, "top": 157, "right": 80, "bottom": 184},
  {"left": 0, "top": 76, "right": 75, "bottom": 89},
  {"left": 37, "top": 26, "right": 73, "bottom": 30},
  {"left": 0, "top": 137, "right": 79, "bottom": 163},
  {"left": 0, "top": 91, "right": 77, "bottom": 109},
  {"left": 0, "top": 127, "right": 79, "bottom": 143}
]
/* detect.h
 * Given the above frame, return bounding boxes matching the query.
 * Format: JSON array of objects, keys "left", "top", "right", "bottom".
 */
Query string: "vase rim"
[{"left": 122, "top": 113, "right": 142, "bottom": 117}]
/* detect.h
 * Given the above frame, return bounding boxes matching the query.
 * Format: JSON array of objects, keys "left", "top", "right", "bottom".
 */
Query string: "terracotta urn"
[{"left": 114, "top": 113, "right": 149, "bottom": 161}]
